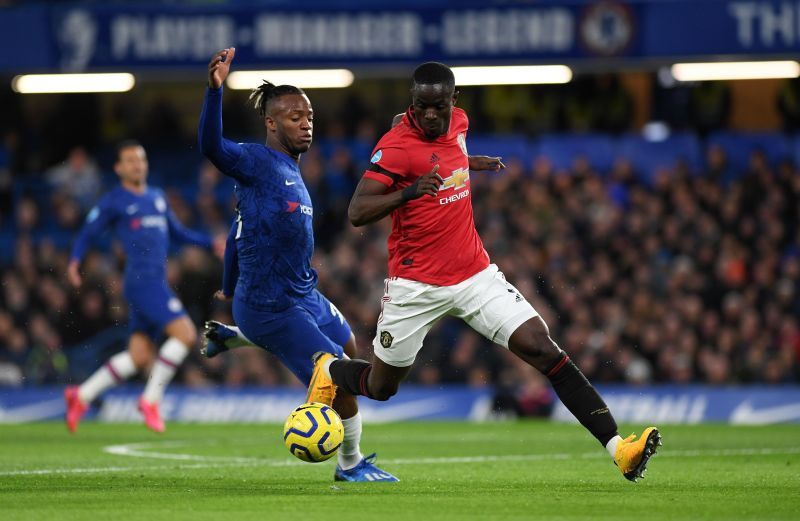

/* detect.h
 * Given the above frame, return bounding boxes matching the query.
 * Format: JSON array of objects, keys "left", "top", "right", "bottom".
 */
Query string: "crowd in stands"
[
  {"left": 2, "top": 135, "right": 799, "bottom": 397},
  {"left": 1, "top": 78, "right": 800, "bottom": 412}
]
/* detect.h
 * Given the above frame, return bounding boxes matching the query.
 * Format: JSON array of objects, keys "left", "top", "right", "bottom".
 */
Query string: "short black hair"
[
  {"left": 412, "top": 62, "right": 455, "bottom": 92},
  {"left": 249, "top": 81, "right": 306, "bottom": 117},
  {"left": 115, "top": 139, "right": 143, "bottom": 162}
]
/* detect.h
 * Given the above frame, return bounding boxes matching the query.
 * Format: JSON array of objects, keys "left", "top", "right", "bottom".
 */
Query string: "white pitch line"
[{"left": 1, "top": 443, "right": 799, "bottom": 477}]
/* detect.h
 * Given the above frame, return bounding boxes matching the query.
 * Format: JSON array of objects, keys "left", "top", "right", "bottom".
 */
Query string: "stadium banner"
[
  {"left": 2, "top": 1, "right": 800, "bottom": 72},
  {"left": 0, "top": 386, "right": 494, "bottom": 424},
  {"left": 2, "top": 385, "right": 800, "bottom": 424},
  {"left": 553, "top": 385, "right": 800, "bottom": 425}
]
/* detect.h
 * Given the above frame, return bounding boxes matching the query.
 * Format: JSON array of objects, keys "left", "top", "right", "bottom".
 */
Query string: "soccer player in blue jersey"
[
  {"left": 198, "top": 47, "right": 397, "bottom": 482},
  {"left": 64, "top": 140, "right": 218, "bottom": 434}
]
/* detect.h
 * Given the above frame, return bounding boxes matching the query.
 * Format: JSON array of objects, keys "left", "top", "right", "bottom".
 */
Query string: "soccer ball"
[{"left": 283, "top": 402, "right": 344, "bottom": 463}]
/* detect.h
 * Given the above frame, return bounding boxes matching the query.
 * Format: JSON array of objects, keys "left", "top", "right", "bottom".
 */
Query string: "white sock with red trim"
[
  {"left": 142, "top": 338, "right": 188, "bottom": 404},
  {"left": 78, "top": 351, "right": 137, "bottom": 403}
]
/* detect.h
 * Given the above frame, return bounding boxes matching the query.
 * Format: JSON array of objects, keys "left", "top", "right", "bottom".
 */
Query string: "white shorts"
[{"left": 372, "top": 264, "right": 539, "bottom": 367}]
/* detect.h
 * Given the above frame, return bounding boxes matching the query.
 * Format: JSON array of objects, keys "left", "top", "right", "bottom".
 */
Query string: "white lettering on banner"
[
  {"left": 552, "top": 394, "right": 708, "bottom": 424},
  {"left": 254, "top": 13, "right": 420, "bottom": 56},
  {"left": 729, "top": 1, "right": 799, "bottom": 48},
  {"left": 111, "top": 15, "right": 236, "bottom": 60},
  {"left": 59, "top": 10, "right": 98, "bottom": 71},
  {"left": 443, "top": 9, "right": 573, "bottom": 54}
]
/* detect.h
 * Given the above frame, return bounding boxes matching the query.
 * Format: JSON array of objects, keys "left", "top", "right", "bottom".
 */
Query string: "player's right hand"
[
  {"left": 67, "top": 260, "right": 82, "bottom": 289},
  {"left": 402, "top": 165, "right": 442, "bottom": 201},
  {"left": 208, "top": 47, "right": 236, "bottom": 89}
]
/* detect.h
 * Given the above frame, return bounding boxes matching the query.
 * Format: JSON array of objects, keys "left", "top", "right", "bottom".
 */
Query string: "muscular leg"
[
  {"left": 328, "top": 354, "right": 412, "bottom": 402},
  {"left": 331, "top": 333, "right": 359, "bottom": 419},
  {"left": 508, "top": 316, "right": 619, "bottom": 447}
]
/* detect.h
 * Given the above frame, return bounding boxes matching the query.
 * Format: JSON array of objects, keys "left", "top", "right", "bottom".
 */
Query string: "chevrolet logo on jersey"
[{"left": 440, "top": 168, "right": 469, "bottom": 191}]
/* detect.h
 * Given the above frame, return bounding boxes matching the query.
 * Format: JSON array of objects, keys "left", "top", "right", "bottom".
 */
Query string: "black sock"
[
  {"left": 545, "top": 354, "right": 619, "bottom": 447},
  {"left": 329, "top": 359, "right": 373, "bottom": 398}
]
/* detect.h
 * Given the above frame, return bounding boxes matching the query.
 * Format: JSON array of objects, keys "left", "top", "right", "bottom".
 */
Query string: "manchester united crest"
[
  {"left": 380, "top": 331, "right": 394, "bottom": 348},
  {"left": 457, "top": 133, "right": 468, "bottom": 157}
]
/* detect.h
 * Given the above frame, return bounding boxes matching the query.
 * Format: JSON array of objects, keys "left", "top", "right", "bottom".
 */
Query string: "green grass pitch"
[{"left": 1, "top": 421, "right": 798, "bottom": 520}]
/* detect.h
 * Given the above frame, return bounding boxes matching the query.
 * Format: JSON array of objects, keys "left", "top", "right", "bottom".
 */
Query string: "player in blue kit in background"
[
  {"left": 64, "top": 140, "right": 220, "bottom": 434},
  {"left": 199, "top": 47, "right": 397, "bottom": 482}
]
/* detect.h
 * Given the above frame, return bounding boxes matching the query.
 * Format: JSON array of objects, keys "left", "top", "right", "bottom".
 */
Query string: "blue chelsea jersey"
[
  {"left": 71, "top": 186, "right": 212, "bottom": 284},
  {"left": 232, "top": 144, "right": 318, "bottom": 311},
  {"left": 199, "top": 86, "right": 317, "bottom": 312}
]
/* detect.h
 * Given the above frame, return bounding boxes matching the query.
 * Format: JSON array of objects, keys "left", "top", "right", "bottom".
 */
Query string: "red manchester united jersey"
[{"left": 363, "top": 106, "right": 489, "bottom": 286}]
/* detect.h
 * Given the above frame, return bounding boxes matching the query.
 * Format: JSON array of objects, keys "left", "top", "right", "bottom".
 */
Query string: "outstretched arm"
[
  {"left": 166, "top": 208, "right": 213, "bottom": 249},
  {"left": 468, "top": 156, "right": 505, "bottom": 171},
  {"left": 199, "top": 48, "right": 245, "bottom": 177},
  {"left": 348, "top": 165, "right": 443, "bottom": 227}
]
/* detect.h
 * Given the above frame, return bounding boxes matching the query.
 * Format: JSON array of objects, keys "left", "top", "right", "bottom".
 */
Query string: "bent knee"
[
  {"left": 510, "top": 326, "right": 562, "bottom": 364},
  {"left": 369, "top": 383, "right": 399, "bottom": 402}
]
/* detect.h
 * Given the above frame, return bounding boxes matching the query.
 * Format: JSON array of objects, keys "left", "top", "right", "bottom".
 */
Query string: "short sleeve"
[{"left": 363, "top": 146, "right": 408, "bottom": 187}]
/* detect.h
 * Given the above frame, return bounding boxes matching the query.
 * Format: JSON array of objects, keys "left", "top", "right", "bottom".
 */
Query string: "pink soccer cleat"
[
  {"left": 64, "top": 386, "right": 88, "bottom": 434},
  {"left": 138, "top": 397, "right": 165, "bottom": 433}
]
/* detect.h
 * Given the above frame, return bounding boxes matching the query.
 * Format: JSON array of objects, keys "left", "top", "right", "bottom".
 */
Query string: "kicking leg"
[
  {"left": 330, "top": 333, "right": 398, "bottom": 482},
  {"left": 201, "top": 320, "right": 254, "bottom": 358},
  {"left": 508, "top": 317, "right": 660, "bottom": 481},
  {"left": 324, "top": 355, "right": 410, "bottom": 401}
]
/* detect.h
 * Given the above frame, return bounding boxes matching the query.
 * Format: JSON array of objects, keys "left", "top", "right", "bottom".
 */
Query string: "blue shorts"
[
  {"left": 233, "top": 289, "right": 351, "bottom": 385},
  {"left": 125, "top": 280, "right": 187, "bottom": 340}
]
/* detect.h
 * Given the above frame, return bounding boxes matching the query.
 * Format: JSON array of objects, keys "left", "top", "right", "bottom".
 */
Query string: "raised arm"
[
  {"left": 199, "top": 48, "right": 245, "bottom": 177},
  {"left": 348, "top": 164, "right": 442, "bottom": 227}
]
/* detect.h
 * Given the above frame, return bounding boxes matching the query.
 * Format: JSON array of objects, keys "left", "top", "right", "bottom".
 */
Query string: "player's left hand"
[
  {"left": 208, "top": 47, "right": 236, "bottom": 89},
  {"left": 214, "top": 290, "right": 232, "bottom": 302},
  {"left": 469, "top": 156, "right": 505, "bottom": 172}
]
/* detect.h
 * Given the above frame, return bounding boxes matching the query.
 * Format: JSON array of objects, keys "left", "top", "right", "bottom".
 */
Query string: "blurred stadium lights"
[
  {"left": 670, "top": 61, "right": 800, "bottom": 82},
  {"left": 452, "top": 65, "right": 572, "bottom": 86},
  {"left": 226, "top": 69, "right": 354, "bottom": 89},
  {"left": 11, "top": 73, "right": 135, "bottom": 94}
]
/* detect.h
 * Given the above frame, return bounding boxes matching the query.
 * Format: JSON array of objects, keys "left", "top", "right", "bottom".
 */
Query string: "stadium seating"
[{"left": 537, "top": 134, "right": 617, "bottom": 174}]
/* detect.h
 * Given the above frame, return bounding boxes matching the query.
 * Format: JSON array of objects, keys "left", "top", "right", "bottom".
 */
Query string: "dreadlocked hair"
[{"left": 249, "top": 81, "right": 305, "bottom": 117}]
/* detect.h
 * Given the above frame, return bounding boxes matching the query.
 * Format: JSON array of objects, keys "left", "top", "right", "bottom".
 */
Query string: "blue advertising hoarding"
[
  {"left": 2, "top": 385, "right": 799, "bottom": 424},
  {"left": 1, "top": 1, "right": 800, "bottom": 72}
]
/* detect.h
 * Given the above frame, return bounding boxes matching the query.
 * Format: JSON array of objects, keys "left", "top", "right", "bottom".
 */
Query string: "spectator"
[{"left": 45, "top": 147, "right": 102, "bottom": 210}]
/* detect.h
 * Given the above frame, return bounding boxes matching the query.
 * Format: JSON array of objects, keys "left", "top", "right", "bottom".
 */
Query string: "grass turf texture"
[{"left": 1, "top": 422, "right": 798, "bottom": 520}]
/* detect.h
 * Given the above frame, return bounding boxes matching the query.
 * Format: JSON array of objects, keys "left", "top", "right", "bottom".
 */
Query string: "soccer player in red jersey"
[{"left": 309, "top": 62, "right": 660, "bottom": 482}]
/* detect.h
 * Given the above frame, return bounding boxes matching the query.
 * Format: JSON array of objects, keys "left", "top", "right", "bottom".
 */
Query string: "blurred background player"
[
  {"left": 199, "top": 47, "right": 397, "bottom": 482},
  {"left": 64, "top": 140, "right": 220, "bottom": 433},
  {"left": 310, "top": 62, "right": 661, "bottom": 482}
]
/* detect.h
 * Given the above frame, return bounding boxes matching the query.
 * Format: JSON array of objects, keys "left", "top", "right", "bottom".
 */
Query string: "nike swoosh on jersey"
[{"left": 285, "top": 180, "right": 296, "bottom": 186}]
